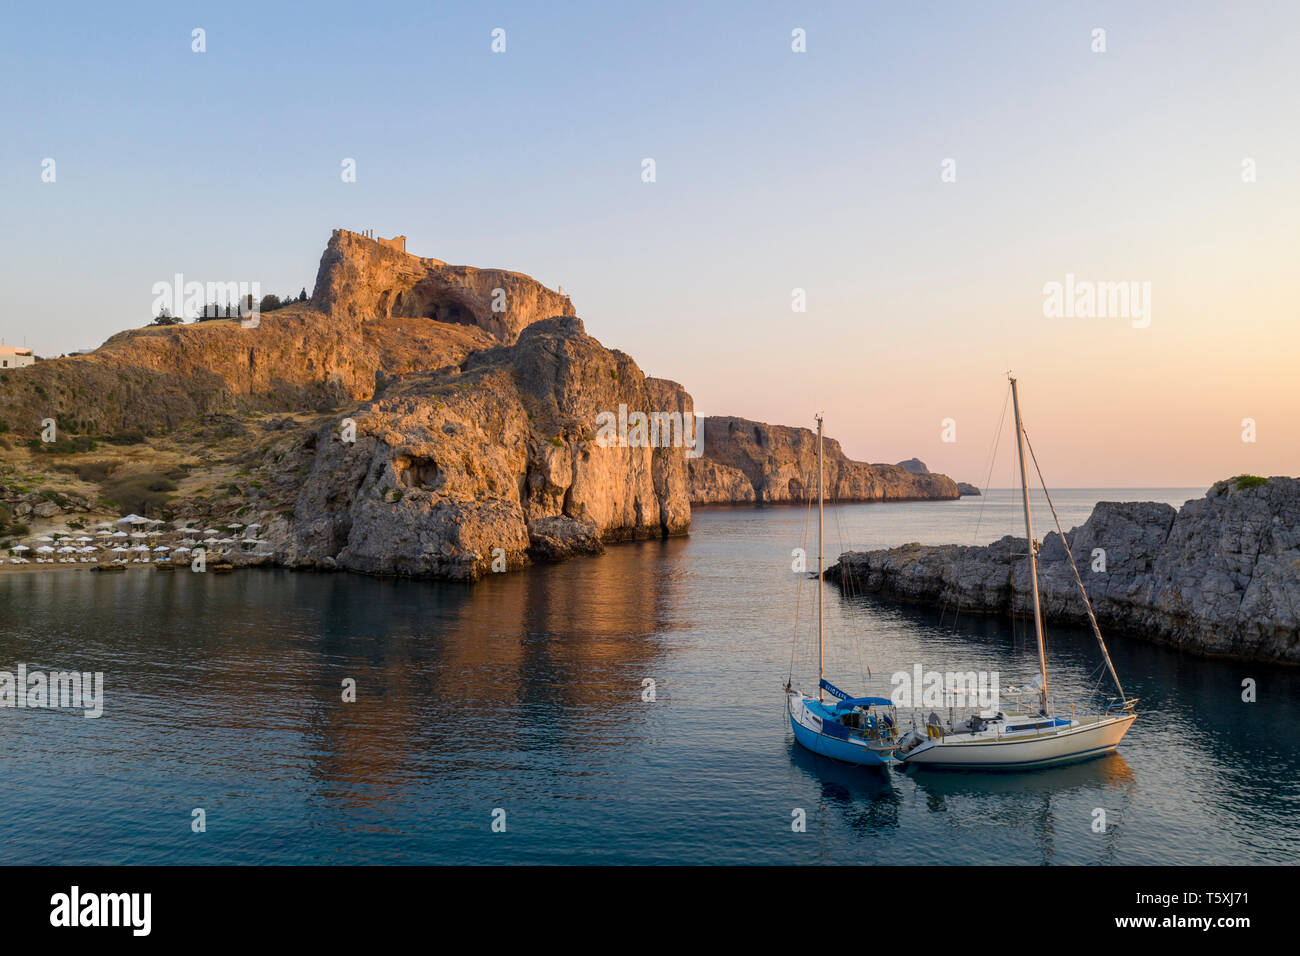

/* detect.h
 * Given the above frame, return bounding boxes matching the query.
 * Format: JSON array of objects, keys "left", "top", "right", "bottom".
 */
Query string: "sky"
[{"left": 2, "top": 1, "right": 1296, "bottom": 487}]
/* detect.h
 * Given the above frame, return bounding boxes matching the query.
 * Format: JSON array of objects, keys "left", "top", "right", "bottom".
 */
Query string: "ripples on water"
[{"left": 0, "top": 489, "right": 1295, "bottom": 864}]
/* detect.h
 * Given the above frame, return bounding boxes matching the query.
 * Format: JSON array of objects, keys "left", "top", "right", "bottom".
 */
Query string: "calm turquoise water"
[{"left": 1, "top": 488, "right": 1297, "bottom": 865}]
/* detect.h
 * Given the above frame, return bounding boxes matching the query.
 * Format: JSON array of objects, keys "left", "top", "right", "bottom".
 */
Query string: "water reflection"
[
  {"left": 900, "top": 754, "right": 1136, "bottom": 864},
  {"left": 1, "top": 500, "right": 1296, "bottom": 864},
  {"left": 0, "top": 550, "right": 684, "bottom": 831}
]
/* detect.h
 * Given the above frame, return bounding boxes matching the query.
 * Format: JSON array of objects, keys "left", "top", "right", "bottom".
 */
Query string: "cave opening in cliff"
[
  {"left": 395, "top": 455, "right": 441, "bottom": 489},
  {"left": 388, "top": 281, "right": 480, "bottom": 329},
  {"left": 423, "top": 298, "right": 476, "bottom": 326}
]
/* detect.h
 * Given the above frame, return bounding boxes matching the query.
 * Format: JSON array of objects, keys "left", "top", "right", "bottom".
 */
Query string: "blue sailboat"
[
  {"left": 786, "top": 415, "right": 898, "bottom": 768},
  {"left": 789, "top": 680, "right": 897, "bottom": 766}
]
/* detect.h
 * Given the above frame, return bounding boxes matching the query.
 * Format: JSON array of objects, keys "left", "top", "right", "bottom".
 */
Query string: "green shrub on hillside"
[
  {"left": 101, "top": 472, "right": 177, "bottom": 515},
  {"left": 106, "top": 429, "right": 146, "bottom": 446},
  {"left": 28, "top": 435, "right": 98, "bottom": 454},
  {"left": 53, "top": 461, "right": 117, "bottom": 483}
]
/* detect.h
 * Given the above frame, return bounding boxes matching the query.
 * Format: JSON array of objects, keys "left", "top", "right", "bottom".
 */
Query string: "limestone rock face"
[
  {"left": 277, "top": 317, "right": 693, "bottom": 580},
  {"left": 896, "top": 458, "right": 929, "bottom": 475},
  {"left": 312, "top": 229, "right": 575, "bottom": 343},
  {"left": 688, "top": 458, "right": 757, "bottom": 504},
  {"left": 690, "top": 416, "right": 960, "bottom": 504},
  {"left": 829, "top": 478, "right": 1300, "bottom": 663},
  {"left": 957, "top": 482, "right": 982, "bottom": 496}
]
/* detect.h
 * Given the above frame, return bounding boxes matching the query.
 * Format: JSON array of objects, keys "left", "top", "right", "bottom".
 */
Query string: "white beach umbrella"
[
  {"left": 173, "top": 546, "right": 191, "bottom": 554},
  {"left": 36, "top": 536, "right": 53, "bottom": 542},
  {"left": 110, "top": 546, "right": 129, "bottom": 553},
  {"left": 36, "top": 546, "right": 55, "bottom": 553},
  {"left": 203, "top": 528, "right": 220, "bottom": 535},
  {"left": 153, "top": 545, "right": 171, "bottom": 552},
  {"left": 12, "top": 544, "right": 29, "bottom": 552},
  {"left": 245, "top": 522, "right": 262, "bottom": 530},
  {"left": 111, "top": 530, "right": 128, "bottom": 538}
]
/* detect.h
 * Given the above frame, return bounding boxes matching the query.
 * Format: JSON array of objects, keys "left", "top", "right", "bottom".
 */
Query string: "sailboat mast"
[
  {"left": 1009, "top": 377, "right": 1049, "bottom": 713},
  {"left": 816, "top": 414, "right": 824, "bottom": 702}
]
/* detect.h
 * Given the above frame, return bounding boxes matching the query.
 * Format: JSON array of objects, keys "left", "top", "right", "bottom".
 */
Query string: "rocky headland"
[
  {"left": 0, "top": 229, "right": 971, "bottom": 581},
  {"left": 828, "top": 476, "right": 1300, "bottom": 664},
  {"left": 688, "top": 417, "right": 961, "bottom": 505}
]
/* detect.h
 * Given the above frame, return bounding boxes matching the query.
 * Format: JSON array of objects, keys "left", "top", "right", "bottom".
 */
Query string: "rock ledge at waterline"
[{"left": 827, "top": 477, "right": 1300, "bottom": 664}]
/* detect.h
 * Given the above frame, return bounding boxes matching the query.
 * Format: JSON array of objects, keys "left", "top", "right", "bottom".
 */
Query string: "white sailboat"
[
  {"left": 787, "top": 415, "right": 898, "bottom": 767},
  {"left": 895, "top": 375, "right": 1138, "bottom": 770}
]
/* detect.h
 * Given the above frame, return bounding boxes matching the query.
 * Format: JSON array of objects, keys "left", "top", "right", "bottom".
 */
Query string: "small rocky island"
[{"left": 828, "top": 476, "right": 1300, "bottom": 664}]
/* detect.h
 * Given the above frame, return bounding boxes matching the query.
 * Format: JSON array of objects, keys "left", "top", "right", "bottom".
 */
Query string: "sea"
[{"left": 2, "top": 487, "right": 1297, "bottom": 865}]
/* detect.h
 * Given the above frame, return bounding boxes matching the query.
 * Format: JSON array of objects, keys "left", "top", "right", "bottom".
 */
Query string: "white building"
[{"left": 0, "top": 346, "right": 34, "bottom": 369}]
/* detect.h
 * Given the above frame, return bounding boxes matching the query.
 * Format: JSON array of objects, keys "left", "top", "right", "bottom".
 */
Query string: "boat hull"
[
  {"left": 898, "top": 713, "right": 1136, "bottom": 770},
  {"left": 788, "top": 695, "right": 893, "bottom": 768}
]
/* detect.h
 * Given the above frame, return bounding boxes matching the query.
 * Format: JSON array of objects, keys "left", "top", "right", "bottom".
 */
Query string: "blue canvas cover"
[{"left": 819, "top": 719, "right": 850, "bottom": 740}]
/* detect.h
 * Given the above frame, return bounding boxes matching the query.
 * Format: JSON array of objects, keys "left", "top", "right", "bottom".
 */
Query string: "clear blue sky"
[{"left": 4, "top": 1, "right": 1297, "bottom": 484}]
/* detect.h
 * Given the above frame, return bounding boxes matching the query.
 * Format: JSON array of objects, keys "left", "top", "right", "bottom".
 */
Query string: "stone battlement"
[{"left": 333, "top": 228, "right": 406, "bottom": 254}]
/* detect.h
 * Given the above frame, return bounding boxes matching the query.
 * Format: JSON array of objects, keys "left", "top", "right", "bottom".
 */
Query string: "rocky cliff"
[
  {"left": 688, "top": 416, "right": 960, "bottom": 504},
  {"left": 828, "top": 477, "right": 1300, "bottom": 663},
  {"left": 272, "top": 316, "right": 693, "bottom": 580},
  {"left": 0, "top": 230, "right": 962, "bottom": 582},
  {"left": 0, "top": 231, "right": 693, "bottom": 580},
  {"left": 0, "top": 230, "right": 569, "bottom": 437},
  {"left": 312, "top": 229, "right": 576, "bottom": 342}
]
